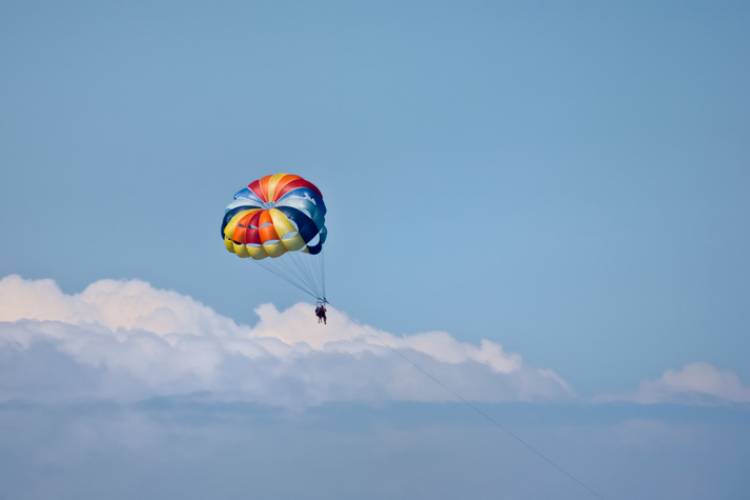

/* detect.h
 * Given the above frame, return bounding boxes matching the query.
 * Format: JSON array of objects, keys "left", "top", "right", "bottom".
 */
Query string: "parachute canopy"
[{"left": 221, "top": 173, "right": 327, "bottom": 301}]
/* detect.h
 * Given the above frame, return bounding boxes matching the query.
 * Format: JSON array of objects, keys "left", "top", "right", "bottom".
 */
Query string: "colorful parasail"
[{"left": 221, "top": 173, "right": 327, "bottom": 301}]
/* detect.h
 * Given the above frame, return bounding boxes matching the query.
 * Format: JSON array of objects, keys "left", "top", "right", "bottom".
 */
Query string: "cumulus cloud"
[
  {"left": 603, "top": 363, "right": 750, "bottom": 405},
  {"left": 0, "top": 275, "right": 571, "bottom": 406}
]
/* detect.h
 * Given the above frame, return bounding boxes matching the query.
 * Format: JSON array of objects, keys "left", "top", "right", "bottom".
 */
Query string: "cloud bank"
[
  {"left": 0, "top": 275, "right": 571, "bottom": 406},
  {"left": 602, "top": 362, "right": 750, "bottom": 405}
]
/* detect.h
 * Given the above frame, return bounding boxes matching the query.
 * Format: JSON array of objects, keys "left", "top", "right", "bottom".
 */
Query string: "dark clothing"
[{"left": 315, "top": 305, "right": 327, "bottom": 325}]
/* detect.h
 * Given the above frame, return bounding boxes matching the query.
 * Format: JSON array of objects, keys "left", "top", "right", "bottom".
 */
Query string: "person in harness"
[{"left": 315, "top": 301, "right": 328, "bottom": 325}]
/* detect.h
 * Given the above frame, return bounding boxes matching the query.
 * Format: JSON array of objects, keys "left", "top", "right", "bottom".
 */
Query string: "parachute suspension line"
[
  {"left": 286, "top": 251, "right": 319, "bottom": 297},
  {"left": 259, "top": 262, "right": 316, "bottom": 299},
  {"left": 321, "top": 250, "right": 326, "bottom": 300},
  {"left": 391, "top": 344, "right": 607, "bottom": 500},
  {"left": 257, "top": 251, "right": 326, "bottom": 303},
  {"left": 291, "top": 252, "right": 319, "bottom": 298},
  {"left": 257, "top": 260, "right": 319, "bottom": 300},
  {"left": 268, "top": 255, "right": 313, "bottom": 296},
  {"left": 311, "top": 251, "right": 325, "bottom": 301},
  {"left": 286, "top": 251, "right": 319, "bottom": 301},
  {"left": 286, "top": 252, "right": 306, "bottom": 285},
  {"left": 284, "top": 252, "right": 312, "bottom": 292},
  {"left": 308, "top": 250, "right": 326, "bottom": 302},
  {"left": 294, "top": 250, "right": 325, "bottom": 302}
]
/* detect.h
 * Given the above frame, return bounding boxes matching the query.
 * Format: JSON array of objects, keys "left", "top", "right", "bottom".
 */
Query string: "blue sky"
[{"left": 1, "top": 1, "right": 750, "bottom": 498}]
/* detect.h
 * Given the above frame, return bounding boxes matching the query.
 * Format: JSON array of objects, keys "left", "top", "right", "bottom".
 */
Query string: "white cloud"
[
  {"left": 603, "top": 362, "right": 750, "bottom": 405},
  {"left": 0, "top": 275, "right": 571, "bottom": 406}
]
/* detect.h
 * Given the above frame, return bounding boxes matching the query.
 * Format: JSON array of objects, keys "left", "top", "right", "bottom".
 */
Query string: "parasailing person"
[{"left": 220, "top": 173, "right": 329, "bottom": 321}]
